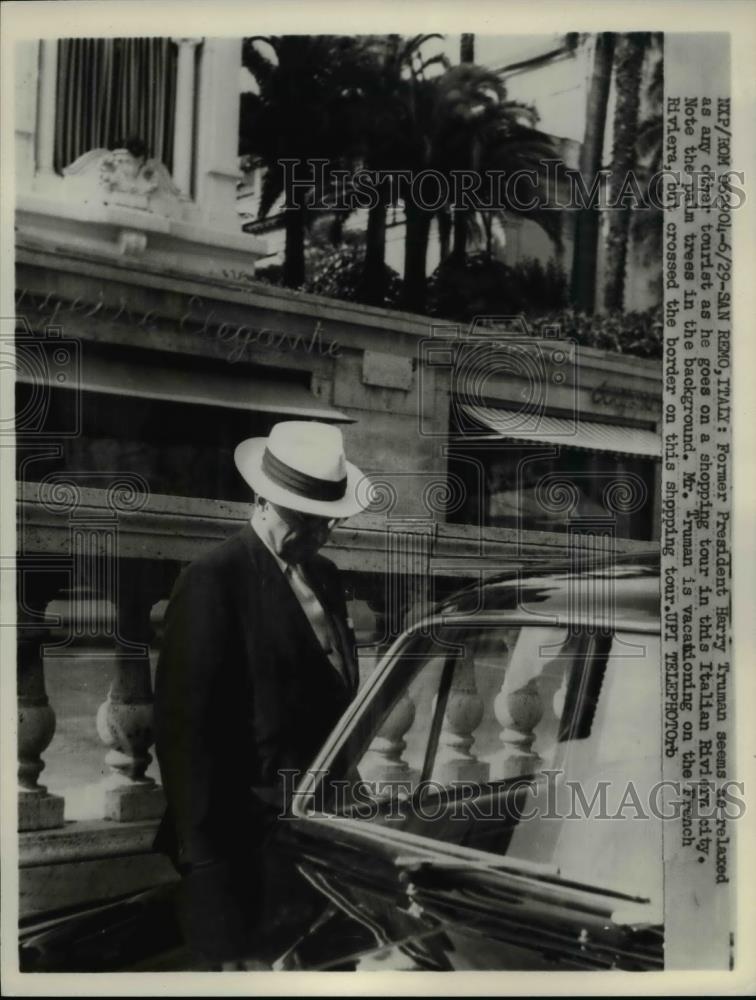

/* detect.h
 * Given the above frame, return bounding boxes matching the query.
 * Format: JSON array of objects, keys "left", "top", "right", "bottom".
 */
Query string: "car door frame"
[{"left": 279, "top": 610, "right": 663, "bottom": 970}]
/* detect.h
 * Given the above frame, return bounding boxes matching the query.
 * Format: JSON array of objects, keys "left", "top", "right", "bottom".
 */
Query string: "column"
[
  {"left": 96, "top": 559, "right": 165, "bottom": 821},
  {"left": 37, "top": 39, "right": 58, "bottom": 176},
  {"left": 17, "top": 570, "right": 65, "bottom": 831},
  {"left": 171, "top": 38, "right": 202, "bottom": 195},
  {"left": 194, "top": 38, "right": 243, "bottom": 224},
  {"left": 15, "top": 41, "right": 40, "bottom": 186},
  {"left": 434, "top": 650, "right": 489, "bottom": 784},
  {"left": 359, "top": 691, "right": 417, "bottom": 791}
]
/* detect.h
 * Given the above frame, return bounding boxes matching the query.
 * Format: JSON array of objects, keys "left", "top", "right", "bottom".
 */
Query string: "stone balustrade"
[
  {"left": 95, "top": 559, "right": 168, "bottom": 822},
  {"left": 17, "top": 564, "right": 67, "bottom": 833},
  {"left": 434, "top": 649, "right": 490, "bottom": 785},
  {"left": 358, "top": 690, "right": 418, "bottom": 790},
  {"left": 16, "top": 479, "right": 655, "bottom": 918}
]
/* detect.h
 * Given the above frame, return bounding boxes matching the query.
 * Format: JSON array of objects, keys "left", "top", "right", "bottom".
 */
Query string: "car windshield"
[{"left": 306, "top": 622, "right": 663, "bottom": 903}]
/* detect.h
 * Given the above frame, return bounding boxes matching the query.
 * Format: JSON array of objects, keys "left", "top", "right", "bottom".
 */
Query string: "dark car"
[{"left": 21, "top": 556, "right": 663, "bottom": 972}]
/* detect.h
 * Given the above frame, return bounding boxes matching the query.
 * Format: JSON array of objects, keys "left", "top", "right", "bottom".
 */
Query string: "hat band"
[{"left": 262, "top": 447, "right": 347, "bottom": 502}]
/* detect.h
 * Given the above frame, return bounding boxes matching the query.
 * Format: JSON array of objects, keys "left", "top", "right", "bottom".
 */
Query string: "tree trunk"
[
  {"left": 452, "top": 209, "right": 468, "bottom": 261},
  {"left": 483, "top": 213, "right": 493, "bottom": 260},
  {"left": 454, "top": 37, "right": 475, "bottom": 258},
  {"left": 437, "top": 209, "right": 452, "bottom": 260},
  {"left": 360, "top": 199, "right": 388, "bottom": 305},
  {"left": 571, "top": 32, "right": 616, "bottom": 313},
  {"left": 401, "top": 202, "right": 432, "bottom": 313},
  {"left": 283, "top": 205, "right": 306, "bottom": 288},
  {"left": 460, "top": 34, "right": 475, "bottom": 64},
  {"left": 604, "top": 33, "right": 647, "bottom": 311}
]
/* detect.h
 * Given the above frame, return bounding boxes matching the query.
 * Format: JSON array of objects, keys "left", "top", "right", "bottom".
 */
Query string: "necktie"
[{"left": 285, "top": 563, "right": 347, "bottom": 684}]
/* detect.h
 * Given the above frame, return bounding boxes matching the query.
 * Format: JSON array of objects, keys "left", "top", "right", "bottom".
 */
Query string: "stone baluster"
[
  {"left": 487, "top": 629, "right": 552, "bottom": 781},
  {"left": 434, "top": 650, "right": 489, "bottom": 784},
  {"left": 96, "top": 559, "right": 165, "bottom": 821},
  {"left": 359, "top": 690, "right": 417, "bottom": 792},
  {"left": 552, "top": 668, "right": 569, "bottom": 721},
  {"left": 488, "top": 629, "right": 577, "bottom": 780},
  {"left": 489, "top": 676, "right": 544, "bottom": 781},
  {"left": 17, "top": 570, "right": 65, "bottom": 831},
  {"left": 538, "top": 666, "right": 571, "bottom": 766}
]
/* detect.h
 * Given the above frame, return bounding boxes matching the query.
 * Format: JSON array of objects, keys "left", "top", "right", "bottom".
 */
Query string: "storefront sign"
[{"left": 14, "top": 287, "right": 342, "bottom": 360}]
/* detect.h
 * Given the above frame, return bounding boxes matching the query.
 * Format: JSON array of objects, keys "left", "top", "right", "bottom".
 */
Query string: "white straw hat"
[{"left": 234, "top": 421, "right": 366, "bottom": 518}]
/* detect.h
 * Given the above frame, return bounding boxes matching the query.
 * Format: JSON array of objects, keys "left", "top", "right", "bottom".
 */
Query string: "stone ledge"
[
  {"left": 17, "top": 481, "right": 658, "bottom": 571},
  {"left": 14, "top": 237, "right": 662, "bottom": 380},
  {"left": 17, "top": 191, "right": 268, "bottom": 258},
  {"left": 20, "top": 852, "right": 178, "bottom": 921},
  {"left": 19, "top": 818, "right": 179, "bottom": 919},
  {"left": 20, "top": 818, "right": 162, "bottom": 868}
]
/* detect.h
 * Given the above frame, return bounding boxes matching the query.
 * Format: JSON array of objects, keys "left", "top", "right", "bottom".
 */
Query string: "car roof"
[{"left": 430, "top": 551, "right": 660, "bottom": 630}]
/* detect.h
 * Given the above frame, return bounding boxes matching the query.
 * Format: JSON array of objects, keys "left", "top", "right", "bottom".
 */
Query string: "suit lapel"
[
  {"left": 328, "top": 605, "right": 359, "bottom": 694},
  {"left": 300, "top": 561, "right": 359, "bottom": 694},
  {"left": 240, "top": 525, "right": 352, "bottom": 690}
]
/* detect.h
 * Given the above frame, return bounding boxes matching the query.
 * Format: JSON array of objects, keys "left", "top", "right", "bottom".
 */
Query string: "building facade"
[{"left": 13, "top": 35, "right": 660, "bottom": 922}]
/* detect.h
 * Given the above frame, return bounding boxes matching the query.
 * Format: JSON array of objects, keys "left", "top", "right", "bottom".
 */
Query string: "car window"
[
  {"left": 353, "top": 625, "right": 587, "bottom": 790},
  {"left": 311, "top": 625, "right": 662, "bottom": 902},
  {"left": 518, "top": 631, "right": 663, "bottom": 901}
]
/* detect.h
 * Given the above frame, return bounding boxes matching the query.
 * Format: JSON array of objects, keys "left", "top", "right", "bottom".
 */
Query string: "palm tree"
[
  {"left": 393, "top": 64, "right": 478, "bottom": 311},
  {"left": 398, "top": 64, "right": 533, "bottom": 311},
  {"left": 239, "top": 36, "right": 370, "bottom": 288},
  {"left": 604, "top": 33, "right": 650, "bottom": 311},
  {"left": 357, "top": 35, "right": 447, "bottom": 306},
  {"left": 419, "top": 69, "right": 564, "bottom": 315},
  {"left": 460, "top": 98, "right": 564, "bottom": 258},
  {"left": 630, "top": 34, "right": 663, "bottom": 299},
  {"left": 436, "top": 64, "right": 508, "bottom": 264},
  {"left": 453, "top": 31, "right": 475, "bottom": 259},
  {"left": 384, "top": 60, "right": 564, "bottom": 313},
  {"left": 571, "top": 32, "right": 616, "bottom": 313}
]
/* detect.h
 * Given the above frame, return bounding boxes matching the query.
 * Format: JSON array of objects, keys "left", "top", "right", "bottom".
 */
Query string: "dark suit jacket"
[{"left": 153, "top": 524, "right": 358, "bottom": 962}]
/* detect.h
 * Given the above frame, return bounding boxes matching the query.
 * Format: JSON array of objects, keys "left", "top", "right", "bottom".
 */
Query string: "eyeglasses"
[{"left": 270, "top": 503, "right": 343, "bottom": 533}]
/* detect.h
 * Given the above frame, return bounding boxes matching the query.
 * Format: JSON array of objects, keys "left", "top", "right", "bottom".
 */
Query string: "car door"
[{"left": 277, "top": 622, "right": 664, "bottom": 970}]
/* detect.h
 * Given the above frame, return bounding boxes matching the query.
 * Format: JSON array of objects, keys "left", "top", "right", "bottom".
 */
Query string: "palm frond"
[{"left": 241, "top": 37, "right": 278, "bottom": 87}]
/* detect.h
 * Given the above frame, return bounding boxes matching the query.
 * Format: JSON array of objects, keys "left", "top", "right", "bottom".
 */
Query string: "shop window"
[
  {"left": 14, "top": 344, "right": 319, "bottom": 504},
  {"left": 54, "top": 38, "right": 178, "bottom": 174},
  {"left": 16, "top": 384, "right": 272, "bottom": 502},
  {"left": 449, "top": 442, "right": 657, "bottom": 541}
]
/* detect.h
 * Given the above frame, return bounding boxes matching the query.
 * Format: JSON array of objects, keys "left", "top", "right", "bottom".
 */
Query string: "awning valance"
[
  {"left": 18, "top": 354, "right": 353, "bottom": 423},
  {"left": 459, "top": 404, "right": 660, "bottom": 458}
]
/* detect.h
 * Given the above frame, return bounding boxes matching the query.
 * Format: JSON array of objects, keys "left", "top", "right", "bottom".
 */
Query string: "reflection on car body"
[
  {"left": 20, "top": 555, "right": 663, "bottom": 971},
  {"left": 278, "top": 555, "right": 663, "bottom": 970}
]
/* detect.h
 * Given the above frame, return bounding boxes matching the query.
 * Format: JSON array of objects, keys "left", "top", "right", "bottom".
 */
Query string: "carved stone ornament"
[{"left": 62, "top": 146, "right": 186, "bottom": 218}]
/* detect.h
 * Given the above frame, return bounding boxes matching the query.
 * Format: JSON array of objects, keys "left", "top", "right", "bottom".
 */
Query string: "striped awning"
[
  {"left": 459, "top": 404, "right": 660, "bottom": 458},
  {"left": 17, "top": 354, "right": 353, "bottom": 423}
]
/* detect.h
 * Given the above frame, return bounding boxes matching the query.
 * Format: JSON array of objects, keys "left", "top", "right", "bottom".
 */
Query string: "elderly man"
[{"left": 154, "top": 421, "right": 365, "bottom": 969}]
